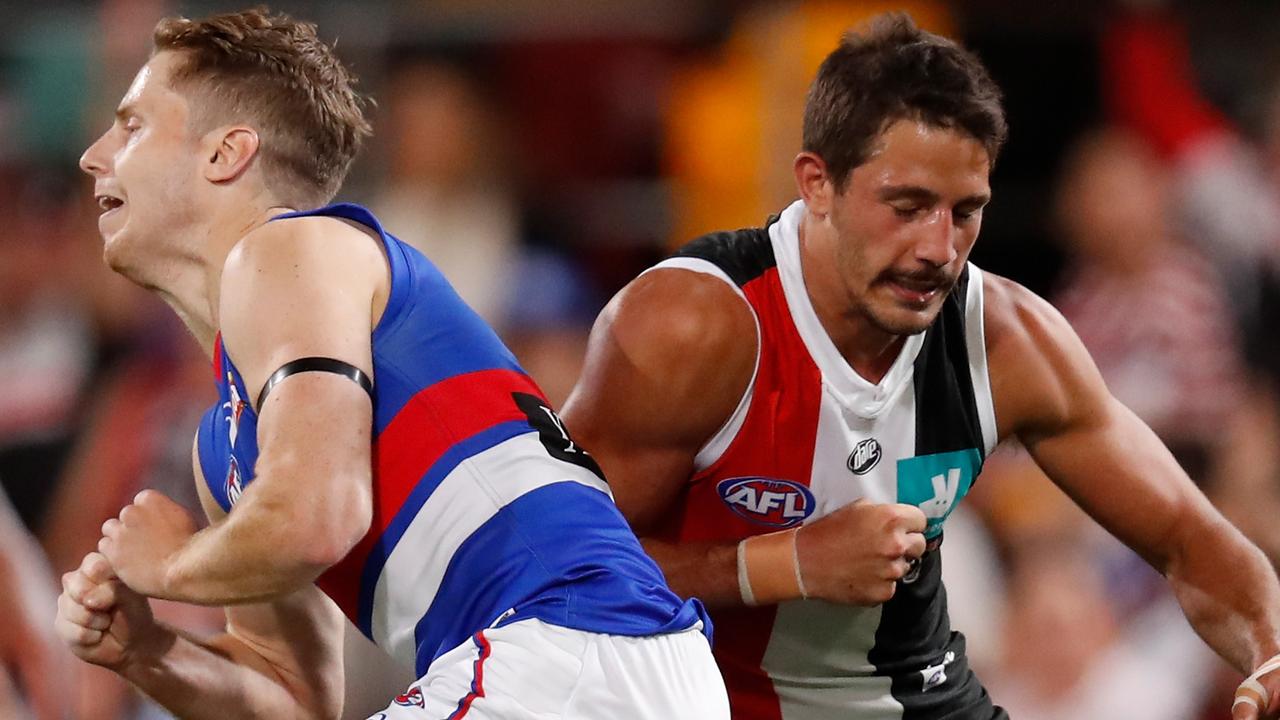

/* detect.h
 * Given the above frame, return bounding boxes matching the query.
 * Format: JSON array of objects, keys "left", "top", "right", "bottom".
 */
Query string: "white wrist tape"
[
  {"left": 1234, "top": 653, "right": 1280, "bottom": 713},
  {"left": 792, "top": 525, "right": 809, "bottom": 600},
  {"left": 736, "top": 539, "right": 757, "bottom": 606},
  {"left": 738, "top": 529, "right": 803, "bottom": 606}
]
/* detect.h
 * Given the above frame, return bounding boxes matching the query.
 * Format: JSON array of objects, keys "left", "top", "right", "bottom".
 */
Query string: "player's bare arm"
[
  {"left": 563, "top": 267, "right": 754, "bottom": 605},
  {"left": 99, "top": 215, "right": 388, "bottom": 604},
  {"left": 56, "top": 444, "right": 346, "bottom": 720},
  {"left": 564, "top": 266, "right": 928, "bottom": 608},
  {"left": 984, "top": 272, "right": 1280, "bottom": 705}
]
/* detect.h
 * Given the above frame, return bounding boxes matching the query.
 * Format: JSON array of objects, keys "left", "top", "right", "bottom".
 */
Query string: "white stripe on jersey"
[
  {"left": 770, "top": 202, "right": 925, "bottom": 419},
  {"left": 370, "top": 431, "right": 612, "bottom": 668},
  {"left": 643, "top": 257, "right": 761, "bottom": 472},
  {"left": 964, "top": 266, "right": 999, "bottom": 455}
]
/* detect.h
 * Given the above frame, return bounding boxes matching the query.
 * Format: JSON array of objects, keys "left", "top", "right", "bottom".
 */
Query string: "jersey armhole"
[
  {"left": 641, "top": 258, "right": 760, "bottom": 472},
  {"left": 194, "top": 407, "right": 232, "bottom": 514}
]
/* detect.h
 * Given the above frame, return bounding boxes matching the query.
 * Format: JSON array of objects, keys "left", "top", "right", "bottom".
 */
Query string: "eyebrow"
[
  {"left": 878, "top": 185, "right": 991, "bottom": 207},
  {"left": 114, "top": 103, "right": 138, "bottom": 123}
]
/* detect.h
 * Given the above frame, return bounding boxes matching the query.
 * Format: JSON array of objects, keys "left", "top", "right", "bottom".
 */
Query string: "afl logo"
[
  {"left": 717, "top": 477, "right": 815, "bottom": 528},
  {"left": 848, "top": 438, "right": 882, "bottom": 475}
]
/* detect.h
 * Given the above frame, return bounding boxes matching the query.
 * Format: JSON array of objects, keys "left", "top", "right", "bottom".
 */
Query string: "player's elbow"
[
  {"left": 266, "top": 473, "right": 372, "bottom": 574},
  {"left": 303, "top": 478, "right": 372, "bottom": 569}
]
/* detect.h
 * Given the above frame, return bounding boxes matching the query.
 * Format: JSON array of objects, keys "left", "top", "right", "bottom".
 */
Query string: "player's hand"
[
  {"left": 1233, "top": 656, "right": 1280, "bottom": 719},
  {"left": 99, "top": 490, "right": 198, "bottom": 598},
  {"left": 55, "top": 552, "right": 164, "bottom": 672},
  {"left": 794, "top": 500, "right": 926, "bottom": 605}
]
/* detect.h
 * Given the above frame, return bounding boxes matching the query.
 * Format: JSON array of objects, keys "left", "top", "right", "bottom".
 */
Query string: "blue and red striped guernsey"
[{"left": 196, "top": 203, "right": 707, "bottom": 675}]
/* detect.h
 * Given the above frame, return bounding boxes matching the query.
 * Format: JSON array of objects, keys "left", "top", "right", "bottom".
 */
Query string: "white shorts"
[{"left": 367, "top": 619, "right": 729, "bottom": 720}]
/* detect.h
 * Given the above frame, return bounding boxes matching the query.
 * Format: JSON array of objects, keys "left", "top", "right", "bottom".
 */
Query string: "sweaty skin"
[{"left": 562, "top": 119, "right": 1280, "bottom": 714}]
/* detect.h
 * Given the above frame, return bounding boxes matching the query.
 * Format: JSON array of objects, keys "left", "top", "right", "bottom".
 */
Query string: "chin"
[
  {"left": 866, "top": 304, "right": 944, "bottom": 337},
  {"left": 102, "top": 234, "right": 145, "bottom": 284}
]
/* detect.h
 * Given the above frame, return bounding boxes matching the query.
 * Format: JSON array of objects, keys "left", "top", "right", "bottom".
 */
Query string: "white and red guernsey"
[{"left": 650, "top": 200, "right": 1005, "bottom": 720}]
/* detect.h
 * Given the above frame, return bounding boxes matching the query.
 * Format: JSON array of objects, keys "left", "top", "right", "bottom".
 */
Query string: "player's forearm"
[
  {"left": 640, "top": 538, "right": 747, "bottom": 608},
  {"left": 1166, "top": 514, "right": 1280, "bottom": 674},
  {"left": 120, "top": 624, "right": 335, "bottom": 720},
  {"left": 164, "top": 493, "right": 348, "bottom": 605}
]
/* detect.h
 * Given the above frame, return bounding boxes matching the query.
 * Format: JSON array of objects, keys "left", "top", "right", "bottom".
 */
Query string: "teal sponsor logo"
[{"left": 896, "top": 448, "right": 982, "bottom": 538}]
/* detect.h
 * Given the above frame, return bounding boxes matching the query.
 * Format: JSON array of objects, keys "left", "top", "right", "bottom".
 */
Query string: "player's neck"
[
  {"left": 798, "top": 218, "right": 905, "bottom": 384},
  {"left": 155, "top": 199, "right": 292, "bottom": 358}
]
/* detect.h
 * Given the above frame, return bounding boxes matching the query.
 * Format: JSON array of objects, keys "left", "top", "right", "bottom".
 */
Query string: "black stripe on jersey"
[
  {"left": 868, "top": 265, "right": 1004, "bottom": 719},
  {"left": 911, "top": 266, "right": 983, "bottom": 457},
  {"left": 669, "top": 215, "right": 779, "bottom": 287}
]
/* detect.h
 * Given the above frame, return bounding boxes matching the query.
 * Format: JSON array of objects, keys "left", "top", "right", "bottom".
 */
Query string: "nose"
[
  {"left": 79, "top": 132, "right": 111, "bottom": 177},
  {"left": 915, "top": 209, "right": 958, "bottom": 268}
]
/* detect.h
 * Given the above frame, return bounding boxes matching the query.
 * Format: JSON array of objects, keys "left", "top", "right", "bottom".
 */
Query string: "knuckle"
[{"left": 64, "top": 575, "right": 85, "bottom": 602}]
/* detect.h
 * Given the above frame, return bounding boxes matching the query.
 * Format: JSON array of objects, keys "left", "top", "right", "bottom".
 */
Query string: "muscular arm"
[
  {"left": 108, "top": 216, "right": 386, "bottom": 605},
  {"left": 562, "top": 268, "right": 757, "bottom": 606},
  {"left": 987, "top": 273, "right": 1280, "bottom": 674}
]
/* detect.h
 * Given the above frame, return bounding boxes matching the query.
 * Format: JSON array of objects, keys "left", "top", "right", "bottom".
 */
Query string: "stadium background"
[{"left": 2, "top": 0, "right": 1280, "bottom": 718}]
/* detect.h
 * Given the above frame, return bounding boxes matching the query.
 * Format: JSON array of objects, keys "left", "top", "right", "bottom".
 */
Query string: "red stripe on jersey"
[
  {"left": 658, "top": 267, "right": 824, "bottom": 720},
  {"left": 448, "top": 631, "right": 492, "bottom": 719},
  {"left": 317, "top": 369, "right": 546, "bottom": 620},
  {"left": 212, "top": 333, "right": 224, "bottom": 381}
]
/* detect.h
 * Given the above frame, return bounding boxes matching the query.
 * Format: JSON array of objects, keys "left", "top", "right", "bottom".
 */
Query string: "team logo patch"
[
  {"left": 717, "top": 477, "right": 815, "bottom": 528},
  {"left": 896, "top": 449, "right": 982, "bottom": 539},
  {"left": 920, "top": 651, "right": 956, "bottom": 692},
  {"left": 222, "top": 373, "right": 247, "bottom": 448},
  {"left": 847, "top": 438, "right": 882, "bottom": 475},
  {"left": 225, "top": 456, "right": 243, "bottom": 507},
  {"left": 394, "top": 686, "right": 424, "bottom": 708}
]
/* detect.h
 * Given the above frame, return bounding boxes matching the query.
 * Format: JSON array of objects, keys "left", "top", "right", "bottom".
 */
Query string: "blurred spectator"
[
  {"left": 0, "top": 489, "right": 70, "bottom": 720},
  {"left": 0, "top": 169, "right": 96, "bottom": 532},
  {"left": 986, "top": 538, "right": 1216, "bottom": 720},
  {"left": 369, "top": 51, "right": 599, "bottom": 405},
  {"left": 371, "top": 54, "right": 522, "bottom": 326},
  {"left": 1052, "top": 127, "right": 1246, "bottom": 482},
  {"left": 1104, "top": 8, "right": 1280, "bottom": 382},
  {"left": 1101, "top": 8, "right": 1280, "bottom": 566}
]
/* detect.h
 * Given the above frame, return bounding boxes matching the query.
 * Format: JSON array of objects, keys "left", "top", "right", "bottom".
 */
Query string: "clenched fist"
[
  {"left": 99, "top": 490, "right": 198, "bottom": 598},
  {"left": 54, "top": 552, "right": 164, "bottom": 672},
  {"left": 795, "top": 500, "right": 927, "bottom": 605}
]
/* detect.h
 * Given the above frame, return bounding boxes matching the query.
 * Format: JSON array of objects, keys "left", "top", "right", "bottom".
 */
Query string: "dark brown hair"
[
  {"left": 153, "top": 6, "right": 372, "bottom": 206},
  {"left": 803, "top": 13, "right": 1007, "bottom": 190}
]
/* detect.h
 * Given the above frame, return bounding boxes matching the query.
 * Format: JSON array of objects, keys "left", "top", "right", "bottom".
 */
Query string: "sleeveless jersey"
[
  {"left": 651, "top": 200, "right": 1004, "bottom": 720},
  {"left": 196, "top": 203, "right": 706, "bottom": 676}
]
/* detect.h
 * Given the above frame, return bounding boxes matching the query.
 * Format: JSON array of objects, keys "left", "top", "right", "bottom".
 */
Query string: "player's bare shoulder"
[
  {"left": 223, "top": 213, "right": 387, "bottom": 293},
  {"left": 605, "top": 267, "right": 755, "bottom": 379},
  {"left": 566, "top": 266, "right": 757, "bottom": 460},
  {"left": 217, "top": 214, "right": 388, "bottom": 401},
  {"left": 981, "top": 271, "right": 1105, "bottom": 442}
]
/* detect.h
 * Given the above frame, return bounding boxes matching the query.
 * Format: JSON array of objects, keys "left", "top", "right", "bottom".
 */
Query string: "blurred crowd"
[{"left": 3, "top": 0, "right": 1280, "bottom": 718}]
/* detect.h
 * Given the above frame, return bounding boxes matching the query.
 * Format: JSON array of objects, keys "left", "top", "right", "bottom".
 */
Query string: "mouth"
[
  {"left": 96, "top": 194, "right": 125, "bottom": 212},
  {"left": 880, "top": 273, "right": 950, "bottom": 307}
]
